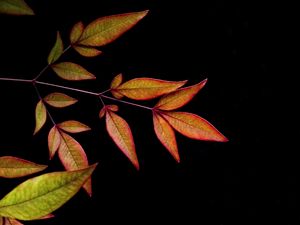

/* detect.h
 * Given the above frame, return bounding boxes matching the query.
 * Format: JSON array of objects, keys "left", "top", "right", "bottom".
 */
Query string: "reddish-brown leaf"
[
  {"left": 4, "top": 218, "right": 23, "bottom": 225},
  {"left": 153, "top": 112, "right": 179, "bottom": 162},
  {"left": 115, "top": 78, "right": 187, "bottom": 100},
  {"left": 58, "top": 120, "right": 91, "bottom": 133},
  {"left": 70, "top": 21, "right": 84, "bottom": 44},
  {"left": 161, "top": 111, "right": 228, "bottom": 142},
  {"left": 99, "top": 105, "right": 119, "bottom": 119},
  {"left": 33, "top": 100, "right": 47, "bottom": 135},
  {"left": 155, "top": 79, "right": 207, "bottom": 110},
  {"left": 0, "top": 156, "right": 47, "bottom": 178},
  {"left": 44, "top": 92, "right": 78, "bottom": 108},
  {"left": 58, "top": 131, "right": 92, "bottom": 196},
  {"left": 73, "top": 46, "right": 102, "bottom": 57},
  {"left": 106, "top": 110, "right": 139, "bottom": 169},
  {"left": 48, "top": 126, "right": 61, "bottom": 159}
]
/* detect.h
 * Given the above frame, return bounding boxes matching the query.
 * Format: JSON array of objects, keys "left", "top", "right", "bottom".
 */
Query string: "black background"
[{"left": 0, "top": 0, "right": 292, "bottom": 224}]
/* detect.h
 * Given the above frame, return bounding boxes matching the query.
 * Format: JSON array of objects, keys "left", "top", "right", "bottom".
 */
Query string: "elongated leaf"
[
  {"left": 155, "top": 79, "right": 207, "bottom": 110},
  {"left": 48, "top": 126, "right": 61, "bottom": 159},
  {"left": 70, "top": 21, "right": 84, "bottom": 44},
  {"left": 78, "top": 10, "right": 148, "bottom": 47},
  {"left": 47, "top": 32, "right": 64, "bottom": 65},
  {"left": 33, "top": 100, "right": 47, "bottom": 135},
  {"left": 153, "top": 113, "right": 179, "bottom": 162},
  {"left": 44, "top": 92, "right": 78, "bottom": 108},
  {"left": 116, "top": 78, "right": 187, "bottom": 100},
  {"left": 161, "top": 112, "right": 228, "bottom": 142},
  {"left": 58, "top": 132, "right": 92, "bottom": 196},
  {"left": 73, "top": 46, "right": 102, "bottom": 57},
  {"left": 106, "top": 111, "right": 139, "bottom": 169},
  {"left": 51, "top": 62, "right": 96, "bottom": 81},
  {"left": 58, "top": 120, "right": 91, "bottom": 133},
  {"left": 99, "top": 105, "right": 119, "bottom": 119},
  {"left": 0, "top": 165, "right": 97, "bottom": 220},
  {"left": 0, "top": 156, "right": 47, "bottom": 178},
  {"left": 0, "top": 0, "right": 34, "bottom": 16},
  {"left": 110, "top": 73, "right": 123, "bottom": 89}
]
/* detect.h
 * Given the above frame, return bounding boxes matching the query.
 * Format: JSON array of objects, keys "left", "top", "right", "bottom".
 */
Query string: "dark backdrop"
[{"left": 0, "top": 0, "right": 291, "bottom": 224}]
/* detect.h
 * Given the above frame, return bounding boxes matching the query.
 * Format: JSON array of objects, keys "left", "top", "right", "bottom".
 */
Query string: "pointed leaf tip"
[
  {"left": 33, "top": 100, "right": 47, "bottom": 135},
  {"left": 0, "top": 0, "right": 34, "bottom": 16},
  {"left": 47, "top": 31, "right": 64, "bottom": 64},
  {"left": 70, "top": 21, "right": 84, "bottom": 44}
]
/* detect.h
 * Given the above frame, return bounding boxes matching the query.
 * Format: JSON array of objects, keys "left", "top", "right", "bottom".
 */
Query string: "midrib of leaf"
[
  {"left": 59, "top": 132, "right": 80, "bottom": 168},
  {"left": 119, "top": 85, "right": 180, "bottom": 90},
  {"left": 108, "top": 112, "right": 129, "bottom": 150},
  {"left": 162, "top": 113, "right": 196, "bottom": 129}
]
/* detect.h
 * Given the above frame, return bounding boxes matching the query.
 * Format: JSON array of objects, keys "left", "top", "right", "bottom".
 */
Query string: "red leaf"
[
  {"left": 99, "top": 105, "right": 119, "bottom": 119},
  {"left": 33, "top": 100, "right": 47, "bottom": 135},
  {"left": 4, "top": 218, "right": 23, "bottom": 225},
  {"left": 48, "top": 126, "right": 61, "bottom": 159},
  {"left": 58, "top": 120, "right": 91, "bottom": 133}
]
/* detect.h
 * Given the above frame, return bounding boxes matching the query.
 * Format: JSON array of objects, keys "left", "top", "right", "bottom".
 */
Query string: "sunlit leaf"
[
  {"left": 47, "top": 32, "right": 64, "bottom": 65},
  {"left": 78, "top": 10, "right": 149, "bottom": 47},
  {"left": 153, "top": 113, "right": 179, "bottom": 162},
  {"left": 106, "top": 110, "right": 139, "bottom": 169},
  {"left": 48, "top": 126, "right": 61, "bottom": 159},
  {"left": 115, "top": 78, "right": 187, "bottom": 100},
  {"left": 73, "top": 46, "right": 102, "bottom": 57},
  {"left": 0, "top": 156, "right": 47, "bottom": 178},
  {"left": 0, "top": 0, "right": 34, "bottom": 16},
  {"left": 33, "top": 100, "right": 47, "bottom": 135},
  {"left": 58, "top": 120, "right": 91, "bottom": 133},
  {"left": 4, "top": 218, "right": 23, "bottom": 225},
  {"left": 51, "top": 62, "right": 96, "bottom": 81},
  {"left": 70, "top": 21, "right": 84, "bottom": 44},
  {"left": 110, "top": 73, "right": 123, "bottom": 89},
  {"left": 161, "top": 111, "right": 228, "bottom": 142},
  {"left": 58, "top": 132, "right": 92, "bottom": 196},
  {"left": 44, "top": 92, "right": 78, "bottom": 108},
  {"left": 99, "top": 105, "right": 119, "bottom": 119},
  {"left": 0, "top": 165, "right": 97, "bottom": 220},
  {"left": 155, "top": 79, "right": 207, "bottom": 110}
]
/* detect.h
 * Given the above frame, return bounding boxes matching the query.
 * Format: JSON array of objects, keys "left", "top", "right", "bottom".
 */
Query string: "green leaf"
[
  {"left": 78, "top": 10, "right": 149, "bottom": 47},
  {"left": 0, "top": 156, "right": 47, "bottom": 178},
  {"left": 33, "top": 100, "right": 47, "bottom": 135},
  {"left": 0, "top": 0, "right": 34, "bottom": 16},
  {"left": 0, "top": 164, "right": 97, "bottom": 220},
  {"left": 47, "top": 32, "right": 64, "bottom": 65},
  {"left": 51, "top": 62, "right": 96, "bottom": 81}
]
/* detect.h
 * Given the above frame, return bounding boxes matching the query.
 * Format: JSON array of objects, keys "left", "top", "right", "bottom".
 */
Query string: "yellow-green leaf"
[
  {"left": 116, "top": 78, "right": 187, "bottom": 100},
  {"left": 73, "top": 45, "right": 102, "bottom": 57},
  {"left": 44, "top": 92, "right": 78, "bottom": 108},
  {"left": 70, "top": 21, "right": 84, "bottom": 44},
  {"left": 58, "top": 132, "right": 92, "bottom": 196},
  {"left": 0, "top": 165, "right": 97, "bottom": 220},
  {"left": 0, "top": 156, "right": 47, "bottom": 178},
  {"left": 58, "top": 120, "right": 91, "bottom": 133},
  {"left": 155, "top": 79, "right": 207, "bottom": 110},
  {"left": 78, "top": 10, "right": 149, "bottom": 47},
  {"left": 0, "top": 0, "right": 34, "bottom": 16},
  {"left": 48, "top": 126, "right": 61, "bottom": 159},
  {"left": 33, "top": 100, "right": 47, "bottom": 135},
  {"left": 47, "top": 31, "right": 64, "bottom": 65},
  {"left": 51, "top": 62, "right": 96, "bottom": 81},
  {"left": 110, "top": 73, "right": 123, "bottom": 89}
]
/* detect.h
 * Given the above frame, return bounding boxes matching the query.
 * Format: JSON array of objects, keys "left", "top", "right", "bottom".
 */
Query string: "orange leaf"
[
  {"left": 33, "top": 100, "right": 47, "bottom": 135},
  {"left": 51, "top": 62, "right": 96, "bottom": 81},
  {"left": 161, "top": 111, "right": 228, "bottom": 142},
  {"left": 58, "top": 120, "right": 91, "bottom": 133},
  {"left": 48, "top": 126, "right": 61, "bottom": 159},
  {"left": 106, "top": 110, "right": 139, "bottom": 169},
  {"left": 44, "top": 92, "right": 78, "bottom": 108},
  {"left": 110, "top": 73, "right": 123, "bottom": 89},
  {"left": 153, "top": 112, "right": 179, "bottom": 162},
  {"left": 47, "top": 31, "right": 64, "bottom": 64},
  {"left": 155, "top": 79, "right": 207, "bottom": 110},
  {"left": 58, "top": 131, "right": 92, "bottom": 196},
  {"left": 4, "top": 218, "right": 23, "bottom": 225},
  {"left": 70, "top": 21, "right": 84, "bottom": 44},
  {"left": 99, "top": 105, "right": 119, "bottom": 119},
  {"left": 73, "top": 45, "right": 102, "bottom": 57},
  {"left": 78, "top": 10, "right": 149, "bottom": 47},
  {"left": 116, "top": 78, "right": 187, "bottom": 100},
  {"left": 0, "top": 156, "right": 47, "bottom": 178}
]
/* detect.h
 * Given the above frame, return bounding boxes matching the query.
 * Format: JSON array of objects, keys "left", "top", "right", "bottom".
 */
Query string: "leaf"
[
  {"left": 33, "top": 100, "right": 47, "bottom": 135},
  {"left": 115, "top": 78, "right": 187, "bottom": 100},
  {"left": 44, "top": 92, "right": 78, "bottom": 108},
  {"left": 4, "top": 218, "right": 23, "bottom": 225},
  {"left": 106, "top": 110, "right": 139, "bottom": 169},
  {"left": 48, "top": 126, "right": 61, "bottom": 159},
  {"left": 58, "top": 132, "right": 92, "bottom": 196},
  {"left": 58, "top": 120, "right": 91, "bottom": 133},
  {"left": 99, "top": 105, "right": 119, "bottom": 119},
  {"left": 47, "top": 32, "right": 64, "bottom": 65},
  {"left": 153, "top": 113, "right": 179, "bottom": 162},
  {"left": 0, "top": 165, "right": 97, "bottom": 220},
  {"left": 155, "top": 79, "right": 208, "bottom": 110},
  {"left": 110, "top": 73, "right": 123, "bottom": 89},
  {"left": 70, "top": 21, "right": 84, "bottom": 44},
  {"left": 161, "top": 111, "right": 228, "bottom": 142},
  {"left": 0, "top": 156, "right": 47, "bottom": 178},
  {"left": 0, "top": 0, "right": 34, "bottom": 16},
  {"left": 73, "top": 46, "right": 102, "bottom": 57},
  {"left": 51, "top": 62, "right": 96, "bottom": 81},
  {"left": 78, "top": 10, "right": 149, "bottom": 47}
]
